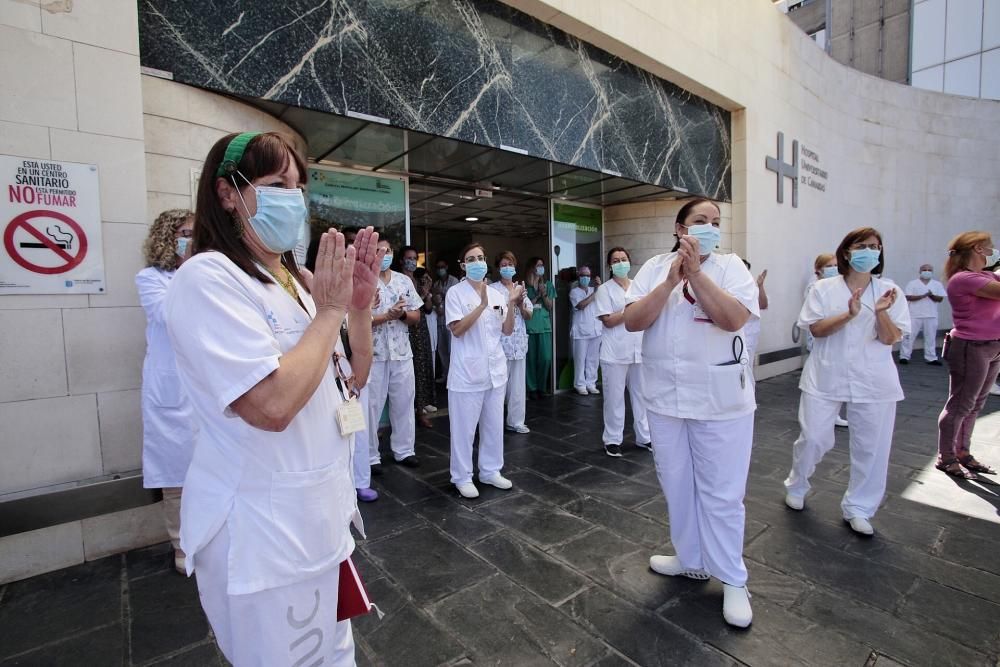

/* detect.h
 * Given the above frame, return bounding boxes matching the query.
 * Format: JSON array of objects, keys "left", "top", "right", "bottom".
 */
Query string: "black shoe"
[
  {"left": 370, "top": 463, "right": 383, "bottom": 476},
  {"left": 604, "top": 444, "right": 622, "bottom": 457},
  {"left": 399, "top": 455, "right": 420, "bottom": 468},
  {"left": 898, "top": 358, "right": 909, "bottom": 365},
  {"left": 927, "top": 360, "right": 942, "bottom": 366}
]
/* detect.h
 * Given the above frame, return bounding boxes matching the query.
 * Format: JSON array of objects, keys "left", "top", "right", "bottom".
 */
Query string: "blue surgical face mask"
[
  {"left": 821, "top": 266, "right": 839, "bottom": 279},
  {"left": 465, "top": 260, "right": 488, "bottom": 282},
  {"left": 849, "top": 248, "right": 881, "bottom": 273},
  {"left": 535, "top": 265, "right": 545, "bottom": 276},
  {"left": 685, "top": 223, "right": 720, "bottom": 254},
  {"left": 380, "top": 254, "right": 393, "bottom": 272},
  {"left": 175, "top": 237, "right": 190, "bottom": 258},
  {"left": 499, "top": 266, "right": 516, "bottom": 280},
  {"left": 236, "top": 177, "right": 307, "bottom": 254},
  {"left": 578, "top": 276, "right": 591, "bottom": 288},
  {"left": 611, "top": 261, "right": 631, "bottom": 278},
  {"left": 403, "top": 258, "right": 417, "bottom": 272},
  {"left": 437, "top": 267, "right": 448, "bottom": 278},
  {"left": 920, "top": 270, "right": 933, "bottom": 280}
]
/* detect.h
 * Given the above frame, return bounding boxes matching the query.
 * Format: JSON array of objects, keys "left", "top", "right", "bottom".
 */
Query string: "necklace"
[{"left": 264, "top": 263, "right": 297, "bottom": 301}]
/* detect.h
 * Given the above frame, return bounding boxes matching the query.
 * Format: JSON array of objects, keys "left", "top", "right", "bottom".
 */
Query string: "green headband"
[{"left": 216, "top": 131, "right": 262, "bottom": 177}]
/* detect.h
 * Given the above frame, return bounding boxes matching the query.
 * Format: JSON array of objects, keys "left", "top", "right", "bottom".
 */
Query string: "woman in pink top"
[{"left": 936, "top": 231, "right": 1000, "bottom": 479}]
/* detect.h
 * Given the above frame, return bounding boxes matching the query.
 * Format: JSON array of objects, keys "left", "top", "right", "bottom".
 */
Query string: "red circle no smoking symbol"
[{"left": 3, "top": 210, "right": 88, "bottom": 275}]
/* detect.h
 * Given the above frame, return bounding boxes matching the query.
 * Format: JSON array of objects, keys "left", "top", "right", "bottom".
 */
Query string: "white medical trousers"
[
  {"left": 505, "top": 358, "right": 528, "bottom": 429},
  {"left": 367, "top": 359, "right": 416, "bottom": 462},
  {"left": 449, "top": 385, "right": 505, "bottom": 485},
  {"left": 784, "top": 393, "right": 896, "bottom": 520},
  {"left": 900, "top": 316, "right": 938, "bottom": 361},
  {"left": 196, "top": 525, "right": 356, "bottom": 667},
  {"left": 600, "top": 361, "right": 650, "bottom": 446},
  {"left": 648, "top": 410, "right": 753, "bottom": 587},
  {"left": 352, "top": 387, "right": 372, "bottom": 489},
  {"left": 572, "top": 337, "right": 601, "bottom": 390}
]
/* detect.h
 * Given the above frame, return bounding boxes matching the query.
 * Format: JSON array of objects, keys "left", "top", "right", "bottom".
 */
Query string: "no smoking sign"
[{"left": 4, "top": 210, "right": 88, "bottom": 275}]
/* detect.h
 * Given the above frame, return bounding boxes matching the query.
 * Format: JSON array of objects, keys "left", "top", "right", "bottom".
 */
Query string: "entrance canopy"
[{"left": 241, "top": 97, "right": 687, "bottom": 238}]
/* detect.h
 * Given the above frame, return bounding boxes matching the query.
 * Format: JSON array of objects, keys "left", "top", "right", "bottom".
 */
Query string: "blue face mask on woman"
[
  {"left": 578, "top": 276, "right": 591, "bottom": 288},
  {"left": 237, "top": 177, "right": 308, "bottom": 254},
  {"left": 380, "top": 254, "right": 393, "bottom": 272},
  {"left": 175, "top": 237, "right": 190, "bottom": 258},
  {"left": 535, "top": 265, "right": 545, "bottom": 276},
  {"left": 611, "top": 261, "right": 631, "bottom": 278},
  {"left": 849, "top": 248, "right": 881, "bottom": 273},
  {"left": 499, "top": 266, "right": 516, "bottom": 280},
  {"left": 465, "top": 261, "right": 488, "bottom": 281},
  {"left": 685, "top": 223, "right": 720, "bottom": 254},
  {"left": 821, "top": 266, "right": 839, "bottom": 279}
]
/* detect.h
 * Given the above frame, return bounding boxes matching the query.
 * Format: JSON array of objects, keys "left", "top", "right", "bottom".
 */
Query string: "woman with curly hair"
[{"left": 135, "top": 208, "right": 197, "bottom": 574}]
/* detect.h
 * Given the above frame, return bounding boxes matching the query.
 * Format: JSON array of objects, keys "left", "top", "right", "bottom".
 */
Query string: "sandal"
[
  {"left": 959, "top": 457, "right": 996, "bottom": 475},
  {"left": 935, "top": 460, "right": 977, "bottom": 480}
]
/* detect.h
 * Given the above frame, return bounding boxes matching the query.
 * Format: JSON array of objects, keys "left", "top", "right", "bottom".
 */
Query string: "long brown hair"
[
  {"left": 835, "top": 227, "right": 884, "bottom": 276},
  {"left": 193, "top": 132, "right": 309, "bottom": 289},
  {"left": 944, "top": 231, "right": 992, "bottom": 280}
]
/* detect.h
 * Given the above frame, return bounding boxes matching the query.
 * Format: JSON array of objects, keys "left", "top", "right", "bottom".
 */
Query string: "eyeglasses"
[
  {"left": 849, "top": 243, "right": 882, "bottom": 251},
  {"left": 463, "top": 254, "right": 486, "bottom": 263}
]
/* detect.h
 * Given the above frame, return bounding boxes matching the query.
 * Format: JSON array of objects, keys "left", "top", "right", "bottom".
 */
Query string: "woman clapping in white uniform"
[
  {"left": 491, "top": 250, "right": 534, "bottom": 435},
  {"left": 569, "top": 266, "right": 602, "bottom": 394},
  {"left": 624, "top": 198, "right": 759, "bottom": 628},
  {"left": 593, "top": 247, "right": 650, "bottom": 457},
  {"left": 784, "top": 227, "right": 909, "bottom": 536},
  {"left": 446, "top": 243, "right": 521, "bottom": 499}
]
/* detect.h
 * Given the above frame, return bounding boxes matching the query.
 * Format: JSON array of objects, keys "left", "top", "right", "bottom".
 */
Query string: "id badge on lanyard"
[
  {"left": 333, "top": 353, "right": 366, "bottom": 436},
  {"left": 683, "top": 281, "right": 713, "bottom": 323}
]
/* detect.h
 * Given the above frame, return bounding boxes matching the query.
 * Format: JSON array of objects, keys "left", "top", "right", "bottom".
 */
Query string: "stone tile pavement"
[{"left": 1, "top": 361, "right": 998, "bottom": 666}]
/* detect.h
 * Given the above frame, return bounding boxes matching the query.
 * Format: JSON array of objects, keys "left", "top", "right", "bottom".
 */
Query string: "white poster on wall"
[{"left": 0, "top": 155, "right": 105, "bottom": 294}]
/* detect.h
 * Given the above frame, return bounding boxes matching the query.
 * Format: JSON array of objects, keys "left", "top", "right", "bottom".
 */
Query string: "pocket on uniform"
[
  {"left": 147, "top": 369, "right": 183, "bottom": 408},
  {"left": 269, "top": 463, "right": 351, "bottom": 565},
  {"left": 707, "top": 364, "right": 752, "bottom": 415}
]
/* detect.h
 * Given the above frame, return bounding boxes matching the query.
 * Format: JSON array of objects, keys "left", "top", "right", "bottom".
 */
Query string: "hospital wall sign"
[
  {"left": 0, "top": 155, "right": 105, "bottom": 294},
  {"left": 765, "top": 133, "right": 828, "bottom": 208}
]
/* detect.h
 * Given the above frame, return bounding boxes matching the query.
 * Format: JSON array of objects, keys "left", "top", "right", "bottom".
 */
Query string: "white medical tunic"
[
  {"left": 165, "top": 252, "right": 359, "bottom": 595},
  {"left": 136, "top": 267, "right": 197, "bottom": 488},
  {"left": 904, "top": 278, "right": 946, "bottom": 319},
  {"left": 797, "top": 276, "right": 910, "bottom": 403},
  {"left": 626, "top": 252, "right": 759, "bottom": 420},
  {"left": 373, "top": 270, "right": 423, "bottom": 361},
  {"left": 569, "top": 285, "right": 601, "bottom": 339},
  {"left": 594, "top": 279, "right": 642, "bottom": 364},
  {"left": 445, "top": 279, "right": 509, "bottom": 392}
]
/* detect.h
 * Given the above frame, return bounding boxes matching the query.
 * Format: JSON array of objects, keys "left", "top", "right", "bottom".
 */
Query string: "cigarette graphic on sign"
[{"left": 19, "top": 224, "right": 74, "bottom": 250}]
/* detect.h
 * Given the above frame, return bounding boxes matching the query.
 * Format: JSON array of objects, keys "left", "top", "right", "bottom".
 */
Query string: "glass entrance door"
[{"left": 550, "top": 202, "right": 603, "bottom": 392}]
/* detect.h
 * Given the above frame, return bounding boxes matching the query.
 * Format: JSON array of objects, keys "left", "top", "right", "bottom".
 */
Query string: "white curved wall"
[{"left": 509, "top": 0, "right": 1000, "bottom": 376}]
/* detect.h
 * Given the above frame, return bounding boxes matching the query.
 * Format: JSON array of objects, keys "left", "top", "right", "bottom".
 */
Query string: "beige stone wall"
[{"left": 507, "top": 0, "right": 1000, "bottom": 375}]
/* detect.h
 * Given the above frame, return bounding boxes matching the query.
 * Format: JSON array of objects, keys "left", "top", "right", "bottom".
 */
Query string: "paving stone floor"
[{"left": 2, "top": 361, "right": 999, "bottom": 666}]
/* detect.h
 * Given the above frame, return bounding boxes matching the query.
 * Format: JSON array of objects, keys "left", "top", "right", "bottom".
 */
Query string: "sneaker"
[
  {"left": 604, "top": 444, "right": 623, "bottom": 457},
  {"left": 398, "top": 455, "right": 420, "bottom": 468},
  {"left": 587, "top": 386, "right": 601, "bottom": 395},
  {"left": 834, "top": 416, "right": 849, "bottom": 428},
  {"left": 635, "top": 441, "right": 653, "bottom": 452},
  {"left": 480, "top": 474, "right": 513, "bottom": 490},
  {"left": 456, "top": 482, "right": 479, "bottom": 499},
  {"left": 575, "top": 387, "right": 588, "bottom": 396},
  {"left": 898, "top": 358, "right": 909, "bottom": 365},
  {"left": 926, "top": 360, "right": 942, "bottom": 366},
  {"left": 846, "top": 516, "right": 874, "bottom": 536},
  {"left": 722, "top": 584, "right": 753, "bottom": 628},
  {"left": 784, "top": 493, "right": 804, "bottom": 511},
  {"left": 649, "top": 555, "right": 710, "bottom": 580},
  {"left": 356, "top": 487, "right": 379, "bottom": 503},
  {"left": 505, "top": 424, "right": 531, "bottom": 434},
  {"left": 423, "top": 405, "right": 438, "bottom": 413}
]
